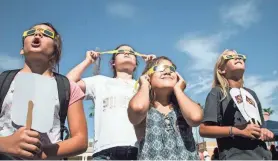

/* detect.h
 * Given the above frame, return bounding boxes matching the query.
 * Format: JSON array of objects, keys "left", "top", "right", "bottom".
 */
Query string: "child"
[
  {"left": 128, "top": 56, "right": 203, "bottom": 160},
  {"left": 199, "top": 49, "right": 274, "bottom": 160},
  {"left": 67, "top": 44, "right": 155, "bottom": 160},
  {"left": 0, "top": 23, "right": 88, "bottom": 159}
]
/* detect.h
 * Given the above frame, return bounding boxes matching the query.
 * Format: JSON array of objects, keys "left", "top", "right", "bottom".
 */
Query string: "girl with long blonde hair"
[{"left": 199, "top": 49, "right": 274, "bottom": 160}]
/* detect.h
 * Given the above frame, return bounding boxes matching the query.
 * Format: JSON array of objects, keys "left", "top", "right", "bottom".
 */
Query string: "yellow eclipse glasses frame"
[
  {"left": 22, "top": 28, "right": 55, "bottom": 39},
  {"left": 222, "top": 54, "right": 247, "bottom": 60},
  {"left": 134, "top": 64, "right": 176, "bottom": 91}
]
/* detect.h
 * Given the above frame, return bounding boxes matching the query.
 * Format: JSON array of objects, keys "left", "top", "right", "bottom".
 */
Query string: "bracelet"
[{"left": 229, "top": 126, "right": 235, "bottom": 138}]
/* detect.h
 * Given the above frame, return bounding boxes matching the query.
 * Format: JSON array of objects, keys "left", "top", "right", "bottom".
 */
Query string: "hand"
[
  {"left": 4, "top": 127, "right": 41, "bottom": 159},
  {"left": 239, "top": 124, "right": 261, "bottom": 139},
  {"left": 139, "top": 74, "right": 150, "bottom": 89},
  {"left": 142, "top": 54, "right": 156, "bottom": 62},
  {"left": 85, "top": 50, "right": 100, "bottom": 64},
  {"left": 259, "top": 128, "right": 274, "bottom": 141},
  {"left": 174, "top": 72, "right": 186, "bottom": 91}
]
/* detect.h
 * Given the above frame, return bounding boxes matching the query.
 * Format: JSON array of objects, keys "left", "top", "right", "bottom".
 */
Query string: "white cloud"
[
  {"left": 187, "top": 73, "right": 213, "bottom": 95},
  {"left": 221, "top": 0, "right": 260, "bottom": 28},
  {"left": 106, "top": 2, "right": 135, "bottom": 19},
  {"left": 0, "top": 54, "right": 23, "bottom": 72},
  {"left": 245, "top": 76, "right": 278, "bottom": 110},
  {"left": 177, "top": 1, "right": 278, "bottom": 119},
  {"left": 177, "top": 31, "right": 235, "bottom": 71}
]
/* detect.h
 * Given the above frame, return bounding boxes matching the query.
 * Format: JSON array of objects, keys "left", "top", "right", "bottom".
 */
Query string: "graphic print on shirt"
[
  {"left": 235, "top": 95, "right": 243, "bottom": 104},
  {"left": 246, "top": 96, "right": 256, "bottom": 108},
  {"left": 230, "top": 88, "right": 261, "bottom": 125},
  {"left": 102, "top": 96, "right": 131, "bottom": 112}
]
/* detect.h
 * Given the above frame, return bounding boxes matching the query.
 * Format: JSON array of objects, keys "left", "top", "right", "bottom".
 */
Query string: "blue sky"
[{"left": 1, "top": 0, "right": 278, "bottom": 141}]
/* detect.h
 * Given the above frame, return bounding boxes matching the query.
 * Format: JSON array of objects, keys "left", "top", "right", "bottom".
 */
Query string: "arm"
[
  {"left": 67, "top": 51, "right": 99, "bottom": 92},
  {"left": 174, "top": 72, "right": 203, "bottom": 127},
  {"left": 199, "top": 88, "right": 261, "bottom": 139},
  {"left": 66, "top": 59, "right": 91, "bottom": 83},
  {"left": 199, "top": 122, "right": 261, "bottom": 139},
  {"left": 128, "top": 75, "right": 150, "bottom": 125},
  {"left": 199, "top": 123, "right": 242, "bottom": 138},
  {"left": 40, "top": 100, "right": 88, "bottom": 159},
  {"left": 174, "top": 88, "right": 203, "bottom": 127}
]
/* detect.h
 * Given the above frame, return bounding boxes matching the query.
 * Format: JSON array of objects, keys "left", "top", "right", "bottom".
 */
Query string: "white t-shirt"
[{"left": 82, "top": 75, "right": 137, "bottom": 154}]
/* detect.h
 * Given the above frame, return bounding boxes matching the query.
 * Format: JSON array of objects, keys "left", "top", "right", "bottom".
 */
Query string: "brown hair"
[
  {"left": 23, "top": 22, "right": 62, "bottom": 72},
  {"left": 93, "top": 44, "right": 139, "bottom": 77},
  {"left": 141, "top": 56, "right": 178, "bottom": 106}
]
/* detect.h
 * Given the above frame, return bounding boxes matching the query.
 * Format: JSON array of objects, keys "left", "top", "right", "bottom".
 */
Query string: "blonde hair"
[{"left": 212, "top": 49, "right": 244, "bottom": 99}]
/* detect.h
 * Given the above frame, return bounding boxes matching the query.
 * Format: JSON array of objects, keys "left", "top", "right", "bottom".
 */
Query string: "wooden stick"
[{"left": 26, "top": 100, "right": 33, "bottom": 130}]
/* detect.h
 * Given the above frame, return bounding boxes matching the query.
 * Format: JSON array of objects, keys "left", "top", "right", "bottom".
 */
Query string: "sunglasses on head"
[
  {"left": 22, "top": 28, "right": 55, "bottom": 39},
  {"left": 100, "top": 50, "right": 145, "bottom": 57},
  {"left": 222, "top": 54, "right": 246, "bottom": 61}
]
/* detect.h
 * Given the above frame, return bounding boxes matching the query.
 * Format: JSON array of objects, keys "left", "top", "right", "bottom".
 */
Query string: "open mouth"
[{"left": 31, "top": 38, "right": 41, "bottom": 47}]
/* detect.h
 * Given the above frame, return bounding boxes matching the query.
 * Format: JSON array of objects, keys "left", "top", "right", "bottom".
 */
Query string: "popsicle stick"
[{"left": 26, "top": 100, "right": 34, "bottom": 130}]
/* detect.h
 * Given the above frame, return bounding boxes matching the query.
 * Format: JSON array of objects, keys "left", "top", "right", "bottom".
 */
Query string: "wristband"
[{"left": 229, "top": 126, "right": 235, "bottom": 138}]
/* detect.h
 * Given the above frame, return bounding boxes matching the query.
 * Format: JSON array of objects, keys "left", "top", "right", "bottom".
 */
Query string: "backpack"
[
  {"left": 216, "top": 87, "right": 265, "bottom": 126},
  {"left": 0, "top": 69, "right": 70, "bottom": 141}
]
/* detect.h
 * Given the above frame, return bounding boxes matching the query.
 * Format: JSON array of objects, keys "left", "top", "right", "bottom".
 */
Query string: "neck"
[
  {"left": 22, "top": 62, "right": 53, "bottom": 77},
  {"left": 226, "top": 70, "right": 244, "bottom": 88},
  {"left": 227, "top": 76, "right": 243, "bottom": 88},
  {"left": 153, "top": 90, "right": 172, "bottom": 106},
  {"left": 115, "top": 71, "right": 133, "bottom": 80}
]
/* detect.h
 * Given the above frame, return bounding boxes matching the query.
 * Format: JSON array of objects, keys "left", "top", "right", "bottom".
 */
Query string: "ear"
[
  {"left": 20, "top": 48, "right": 24, "bottom": 55},
  {"left": 218, "top": 68, "right": 226, "bottom": 75},
  {"left": 110, "top": 60, "right": 115, "bottom": 66}
]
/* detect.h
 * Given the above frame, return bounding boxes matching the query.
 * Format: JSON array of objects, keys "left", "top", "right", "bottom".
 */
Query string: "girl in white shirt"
[{"left": 67, "top": 44, "right": 154, "bottom": 160}]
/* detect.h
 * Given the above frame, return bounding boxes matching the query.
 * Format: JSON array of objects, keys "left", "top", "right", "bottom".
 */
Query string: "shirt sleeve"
[
  {"left": 69, "top": 81, "right": 85, "bottom": 106},
  {"left": 202, "top": 87, "right": 222, "bottom": 123},
  {"left": 82, "top": 75, "right": 102, "bottom": 100}
]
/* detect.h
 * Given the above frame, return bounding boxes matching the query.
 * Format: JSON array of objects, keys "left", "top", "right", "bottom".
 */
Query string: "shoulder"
[
  {"left": 82, "top": 75, "right": 110, "bottom": 84},
  {"left": 243, "top": 87, "right": 256, "bottom": 94},
  {"left": 243, "top": 87, "right": 258, "bottom": 97},
  {"left": 208, "top": 86, "right": 223, "bottom": 96}
]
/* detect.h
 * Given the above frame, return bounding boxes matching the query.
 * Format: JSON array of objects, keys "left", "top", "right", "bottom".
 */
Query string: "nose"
[
  {"left": 34, "top": 30, "right": 43, "bottom": 38},
  {"left": 163, "top": 69, "right": 172, "bottom": 75},
  {"left": 235, "top": 57, "right": 242, "bottom": 61}
]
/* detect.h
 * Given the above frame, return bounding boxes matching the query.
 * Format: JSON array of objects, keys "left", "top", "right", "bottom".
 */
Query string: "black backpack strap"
[
  {"left": 54, "top": 73, "right": 70, "bottom": 141},
  {"left": 0, "top": 69, "right": 21, "bottom": 113}
]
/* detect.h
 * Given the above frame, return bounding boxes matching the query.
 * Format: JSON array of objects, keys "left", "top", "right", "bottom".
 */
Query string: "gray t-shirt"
[{"left": 203, "top": 87, "right": 271, "bottom": 160}]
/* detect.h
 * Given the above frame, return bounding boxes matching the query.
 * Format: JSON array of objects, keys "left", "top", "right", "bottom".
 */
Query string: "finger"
[
  {"left": 266, "top": 130, "right": 274, "bottom": 140},
  {"left": 251, "top": 131, "right": 261, "bottom": 138},
  {"left": 175, "top": 72, "right": 182, "bottom": 78},
  {"left": 141, "top": 55, "right": 147, "bottom": 59},
  {"left": 25, "top": 130, "right": 40, "bottom": 138},
  {"left": 25, "top": 136, "right": 42, "bottom": 148},
  {"left": 20, "top": 143, "right": 41, "bottom": 154},
  {"left": 18, "top": 149, "right": 35, "bottom": 159},
  {"left": 253, "top": 124, "right": 260, "bottom": 128},
  {"left": 252, "top": 127, "right": 261, "bottom": 133},
  {"left": 175, "top": 72, "right": 185, "bottom": 83},
  {"left": 96, "top": 52, "right": 100, "bottom": 57}
]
